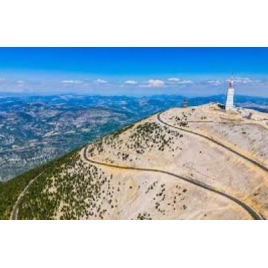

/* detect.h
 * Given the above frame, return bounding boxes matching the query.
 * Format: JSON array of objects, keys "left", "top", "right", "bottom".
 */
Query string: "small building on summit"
[{"left": 225, "top": 77, "right": 235, "bottom": 111}]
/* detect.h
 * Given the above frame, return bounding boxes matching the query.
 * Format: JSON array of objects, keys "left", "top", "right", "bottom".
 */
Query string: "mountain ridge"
[{"left": 1, "top": 103, "right": 268, "bottom": 220}]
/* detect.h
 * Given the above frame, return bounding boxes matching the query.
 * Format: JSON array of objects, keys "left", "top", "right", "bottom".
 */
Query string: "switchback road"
[
  {"left": 157, "top": 112, "right": 268, "bottom": 174},
  {"left": 11, "top": 111, "right": 265, "bottom": 220},
  {"left": 82, "top": 147, "right": 262, "bottom": 220}
]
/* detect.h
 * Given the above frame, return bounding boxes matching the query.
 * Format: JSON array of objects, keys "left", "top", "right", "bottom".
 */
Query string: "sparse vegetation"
[
  {"left": 137, "top": 212, "right": 152, "bottom": 220},
  {"left": 88, "top": 120, "right": 184, "bottom": 164}
]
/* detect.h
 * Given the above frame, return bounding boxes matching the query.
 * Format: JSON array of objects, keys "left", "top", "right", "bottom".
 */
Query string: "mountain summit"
[{"left": 1, "top": 103, "right": 268, "bottom": 220}]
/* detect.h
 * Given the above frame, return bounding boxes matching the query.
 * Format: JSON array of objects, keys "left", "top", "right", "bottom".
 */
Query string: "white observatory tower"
[{"left": 225, "top": 77, "right": 235, "bottom": 111}]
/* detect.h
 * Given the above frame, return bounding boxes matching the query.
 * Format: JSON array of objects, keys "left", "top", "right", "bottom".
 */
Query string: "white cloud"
[
  {"left": 167, "top": 78, "right": 193, "bottom": 85},
  {"left": 167, "top": 78, "right": 180, "bottom": 82},
  {"left": 16, "top": 80, "right": 25, "bottom": 84},
  {"left": 207, "top": 80, "right": 223, "bottom": 86},
  {"left": 16, "top": 80, "right": 26, "bottom": 87},
  {"left": 94, "top": 79, "right": 107, "bottom": 84},
  {"left": 125, "top": 80, "right": 138, "bottom": 85},
  {"left": 146, "top": 79, "right": 165, "bottom": 88},
  {"left": 234, "top": 77, "right": 253, "bottom": 84},
  {"left": 177, "top": 79, "right": 193, "bottom": 84},
  {"left": 61, "top": 80, "right": 83, "bottom": 85}
]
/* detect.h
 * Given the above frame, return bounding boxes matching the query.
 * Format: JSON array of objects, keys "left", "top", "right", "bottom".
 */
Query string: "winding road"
[
  {"left": 11, "top": 111, "right": 266, "bottom": 220},
  {"left": 157, "top": 112, "right": 268, "bottom": 174},
  {"left": 82, "top": 147, "right": 262, "bottom": 220},
  {"left": 10, "top": 173, "right": 43, "bottom": 220}
]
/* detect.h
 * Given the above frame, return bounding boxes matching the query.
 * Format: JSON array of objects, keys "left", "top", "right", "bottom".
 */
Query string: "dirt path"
[{"left": 10, "top": 173, "right": 43, "bottom": 220}]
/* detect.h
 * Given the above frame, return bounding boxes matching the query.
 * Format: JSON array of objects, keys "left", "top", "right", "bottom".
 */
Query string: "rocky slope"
[{"left": 1, "top": 103, "right": 268, "bottom": 220}]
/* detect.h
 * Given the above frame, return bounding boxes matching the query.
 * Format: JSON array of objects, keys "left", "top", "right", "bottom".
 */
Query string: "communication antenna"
[
  {"left": 230, "top": 72, "right": 235, "bottom": 88},
  {"left": 182, "top": 98, "right": 188, "bottom": 108}
]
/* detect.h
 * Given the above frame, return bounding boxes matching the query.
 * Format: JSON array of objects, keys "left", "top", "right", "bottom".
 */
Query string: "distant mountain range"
[{"left": 0, "top": 94, "right": 267, "bottom": 181}]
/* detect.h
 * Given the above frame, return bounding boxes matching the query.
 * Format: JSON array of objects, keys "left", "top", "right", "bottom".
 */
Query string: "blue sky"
[{"left": 0, "top": 48, "right": 267, "bottom": 96}]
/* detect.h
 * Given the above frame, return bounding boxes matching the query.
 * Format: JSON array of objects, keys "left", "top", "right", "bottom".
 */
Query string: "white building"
[{"left": 225, "top": 78, "right": 235, "bottom": 111}]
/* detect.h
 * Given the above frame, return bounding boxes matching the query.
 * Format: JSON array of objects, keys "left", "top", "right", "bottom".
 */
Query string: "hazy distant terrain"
[
  {"left": 0, "top": 94, "right": 267, "bottom": 181},
  {"left": 0, "top": 95, "right": 182, "bottom": 181}
]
